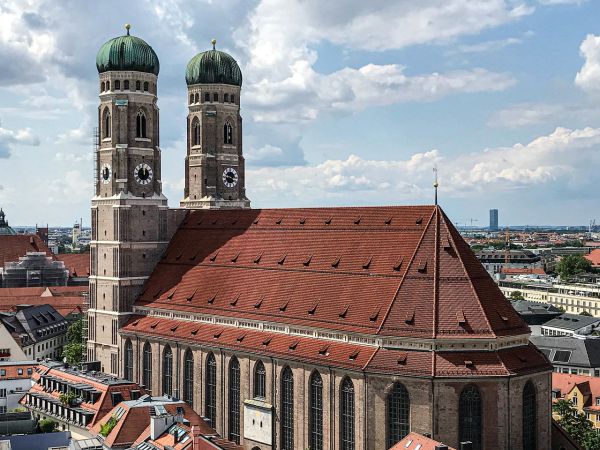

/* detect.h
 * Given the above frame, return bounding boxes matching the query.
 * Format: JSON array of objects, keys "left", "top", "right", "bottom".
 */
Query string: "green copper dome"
[
  {"left": 96, "top": 25, "right": 159, "bottom": 75},
  {"left": 185, "top": 40, "right": 242, "bottom": 86}
]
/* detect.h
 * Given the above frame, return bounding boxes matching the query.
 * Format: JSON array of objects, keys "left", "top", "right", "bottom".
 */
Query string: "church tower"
[
  {"left": 180, "top": 40, "right": 250, "bottom": 209},
  {"left": 88, "top": 25, "right": 169, "bottom": 375}
]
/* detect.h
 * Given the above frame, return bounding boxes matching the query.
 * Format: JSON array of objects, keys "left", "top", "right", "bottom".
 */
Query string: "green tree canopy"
[
  {"left": 62, "top": 318, "right": 84, "bottom": 365},
  {"left": 510, "top": 291, "right": 525, "bottom": 300},
  {"left": 553, "top": 399, "right": 597, "bottom": 449},
  {"left": 556, "top": 254, "right": 593, "bottom": 280},
  {"left": 38, "top": 418, "right": 58, "bottom": 433}
]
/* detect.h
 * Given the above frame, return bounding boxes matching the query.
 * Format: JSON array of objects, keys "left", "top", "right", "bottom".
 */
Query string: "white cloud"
[
  {"left": 0, "top": 121, "right": 40, "bottom": 157},
  {"left": 575, "top": 34, "right": 600, "bottom": 92}
]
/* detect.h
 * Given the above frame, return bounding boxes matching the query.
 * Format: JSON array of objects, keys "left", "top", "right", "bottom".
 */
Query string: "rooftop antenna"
[{"left": 433, "top": 166, "right": 439, "bottom": 206}]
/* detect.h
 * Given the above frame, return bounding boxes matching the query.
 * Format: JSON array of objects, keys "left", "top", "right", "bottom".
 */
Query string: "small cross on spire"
[{"left": 433, "top": 166, "right": 439, "bottom": 206}]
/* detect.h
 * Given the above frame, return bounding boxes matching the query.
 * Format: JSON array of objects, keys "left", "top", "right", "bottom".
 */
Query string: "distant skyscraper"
[{"left": 490, "top": 209, "right": 499, "bottom": 231}]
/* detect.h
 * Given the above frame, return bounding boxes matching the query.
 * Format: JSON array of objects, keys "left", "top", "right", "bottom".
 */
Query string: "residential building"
[
  {"left": 475, "top": 248, "right": 542, "bottom": 276},
  {"left": 86, "top": 27, "right": 553, "bottom": 450},
  {"left": 531, "top": 335, "right": 600, "bottom": 376},
  {"left": 489, "top": 209, "right": 498, "bottom": 232},
  {"left": 391, "top": 432, "right": 458, "bottom": 450},
  {"left": 0, "top": 305, "right": 69, "bottom": 360},
  {"left": 0, "top": 361, "right": 37, "bottom": 414},
  {"left": 510, "top": 299, "right": 562, "bottom": 335},
  {"left": 552, "top": 373, "right": 600, "bottom": 432},
  {"left": 541, "top": 314, "right": 600, "bottom": 337},
  {"left": 55, "top": 254, "right": 90, "bottom": 286},
  {"left": 21, "top": 361, "right": 143, "bottom": 439},
  {"left": 585, "top": 249, "right": 600, "bottom": 268}
]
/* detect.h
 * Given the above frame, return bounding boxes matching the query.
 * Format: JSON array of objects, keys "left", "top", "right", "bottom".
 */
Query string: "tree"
[
  {"left": 581, "top": 310, "right": 593, "bottom": 317},
  {"left": 510, "top": 291, "right": 525, "bottom": 300},
  {"left": 553, "top": 399, "right": 595, "bottom": 448},
  {"left": 556, "top": 255, "right": 593, "bottom": 280},
  {"left": 62, "top": 318, "right": 84, "bottom": 365},
  {"left": 38, "top": 418, "right": 58, "bottom": 433}
]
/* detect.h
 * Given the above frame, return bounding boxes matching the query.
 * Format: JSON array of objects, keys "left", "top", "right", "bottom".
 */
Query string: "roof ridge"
[{"left": 376, "top": 207, "right": 437, "bottom": 334}]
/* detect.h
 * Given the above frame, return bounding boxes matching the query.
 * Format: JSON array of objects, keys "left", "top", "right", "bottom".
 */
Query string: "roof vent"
[
  {"left": 275, "top": 217, "right": 283, "bottom": 225},
  {"left": 339, "top": 305, "right": 349, "bottom": 319},
  {"left": 385, "top": 217, "right": 392, "bottom": 225},
  {"left": 167, "top": 289, "right": 177, "bottom": 300},
  {"left": 230, "top": 294, "right": 240, "bottom": 306},
  {"left": 230, "top": 252, "right": 240, "bottom": 263},
  {"left": 318, "top": 345, "right": 330, "bottom": 356},
  {"left": 362, "top": 257, "right": 372, "bottom": 270},
  {"left": 253, "top": 252, "right": 263, "bottom": 264},
  {"left": 442, "top": 236, "right": 452, "bottom": 250},
  {"left": 303, "top": 255, "right": 312, "bottom": 266},
  {"left": 308, "top": 302, "right": 318, "bottom": 315},
  {"left": 185, "top": 289, "right": 197, "bottom": 302},
  {"left": 417, "top": 259, "right": 428, "bottom": 273},
  {"left": 354, "top": 216, "right": 361, "bottom": 225},
  {"left": 331, "top": 257, "right": 341, "bottom": 268},
  {"left": 254, "top": 298, "right": 263, "bottom": 309},
  {"left": 253, "top": 218, "right": 260, "bottom": 225},
  {"left": 150, "top": 321, "right": 158, "bottom": 329},
  {"left": 416, "top": 216, "right": 423, "bottom": 225},
  {"left": 299, "top": 217, "right": 306, "bottom": 225},
  {"left": 369, "top": 307, "right": 381, "bottom": 322},
  {"left": 349, "top": 350, "right": 359, "bottom": 361},
  {"left": 279, "top": 301, "right": 289, "bottom": 312},
  {"left": 236, "top": 333, "right": 246, "bottom": 342},
  {"left": 262, "top": 337, "right": 272, "bottom": 346},
  {"left": 191, "top": 328, "right": 199, "bottom": 335},
  {"left": 170, "top": 325, "right": 178, "bottom": 332},
  {"left": 397, "top": 353, "right": 407, "bottom": 365},
  {"left": 289, "top": 340, "right": 298, "bottom": 351},
  {"left": 325, "top": 217, "right": 332, "bottom": 225},
  {"left": 457, "top": 310, "right": 467, "bottom": 325},
  {"left": 464, "top": 360, "right": 474, "bottom": 368},
  {"left": 278, "top": 254, "right": 287, "bottom": 265},
  {"left": 405, "top": 310, "right": 415, "bottom": 325},
  {"left": 209, "top": 251, "right": 219, "bottom": 262},
  {"left": 213, "top": 330, "right": 222, "bottom": 339},
  {"left": 393, "top": 257, "right": 404, "bottom": 272},
  {"left": 208, "top": 293, "right": 217, "bottom": 304}
]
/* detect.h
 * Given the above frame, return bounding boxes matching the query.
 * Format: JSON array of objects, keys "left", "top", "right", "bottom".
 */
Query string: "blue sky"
[{"left": 0, "top": 0, "right": 599, "bottom": 226}]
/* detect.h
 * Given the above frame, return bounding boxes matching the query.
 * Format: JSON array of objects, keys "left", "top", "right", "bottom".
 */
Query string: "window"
[
  {"left": 340, "top": 377, "right": 355, "bottom": 450},
  {"left": 205, "top": 353, "right": 217, "bottom": 428},
  {"left": 0, "top": 389, "right": 6, "bottom": 397},
  {"left": 124, "top": 80, "right": 130, "bottom": 90},
  {"left": 205, "top": 92, "right": 210, "bottom": 102},
  {"left": 136, "top": 80, "right": 141, "bottom": 90},
  {"left": 143, "top": 82, "right": 149, "bottom": 92},
  {"left": 106, "top": 80, "right": 110, "bottom": 91},
  {"left": 124, "top": 339, "right": 133, "bottom": 381},
  {"left": 554, "top": 350, "right": 572, "bottom": 363},
  {"left": 224, "top": 122, "right": 233, "bottom": 144},
  {"left": 115, "top": 80, "right": 120, "bottom": 90},
  {"left": 192, "top": 118, "right": 200, "bottom": 146},
  {"left": 27, "top": 368, "right": 32, "bottom": 376},
  {"left": 0, "top": 406, "right": 5, "bottom": 414},
  {"left": 0, "top": 370, "right": 5, "bottom": 376},
  {"left": 163, "top": 345, "right": 173, "bottom": 396},
  {"left": 104, "top": 110, "right": 111, "bottom": 138},
  {"left": 142, "top": 342, "right": 152, "bottom": 391},
  {"left": 387, "top": 382, "right": 410, "bottom": 446},
  {"left": 572, "top": 395, "right": 578, "bottom": 406},
  {"left": 224, "top": 93, "right": 229, "bottom": 102},
  {"left": 309, "top": 371, "right": 323, "bottom": 450},
  {"left": 229, "top": 357, "right": 241, "bottom": 444},
  {"left": 195, "top": 93, "right": 199, "bottom": 103},
  {"left": 101, "top": 82, "right": 105, "bottom": 92},
  {"left": 190, "top": 94, "right": 194, "bottom": 104},
  {"left": 596, "top": 397, "right": 600, "bottom": 406},
  {"left": 213, "top": 93, "right": 218, "bottom": 102},
  {"left": 254, "top": 361, "right": 266, "bottom": 399},
  {"left": 17, "top": 368, "right": 22, "bottom": 375},
  {"left": 183, "top": 349, "right": 194, "bottom": 406},
  {"left": 231, "top": 94, "right": 235, "bottom": 104},
  {"left": 523, "top": 381, "right": 537, "bottom": 450},
  {"left": 281, "top": 367, "right": 294, "bottom": 450},
  {"left": 459, "top": 385, "right": 482, "bottom": 450},
  {"left": 136, "top": 110, "right": 147, "bottom": 138}
]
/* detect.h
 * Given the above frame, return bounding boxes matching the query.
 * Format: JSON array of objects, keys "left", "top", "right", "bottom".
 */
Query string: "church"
[{"left": 86, "top": 26, "right": 552, "bottom": 450}]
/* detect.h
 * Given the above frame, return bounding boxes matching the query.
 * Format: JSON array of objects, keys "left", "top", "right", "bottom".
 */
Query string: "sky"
[{"left": 0, "top": 0, "right": 599, "bottom": 227}]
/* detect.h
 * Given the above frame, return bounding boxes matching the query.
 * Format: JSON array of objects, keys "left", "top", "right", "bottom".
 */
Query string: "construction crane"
[{"left": 504, "top": 227, "right": 510, "bottom": 264}]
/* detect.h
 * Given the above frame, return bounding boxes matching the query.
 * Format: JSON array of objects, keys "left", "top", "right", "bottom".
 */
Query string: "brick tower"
[
  {"left": 180, "top": 39, "right": 250, "bottom": 209},
  {"left": 87, "top": 25, "right": 169, "bottom": 375}
]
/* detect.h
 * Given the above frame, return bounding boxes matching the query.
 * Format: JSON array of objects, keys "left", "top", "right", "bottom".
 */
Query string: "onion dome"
[
  {"left": 185, "top": 39, "right": 242, "bottom": 86},
  {"left": 96, "top": 24, "right": 160, "bottom": 75}
]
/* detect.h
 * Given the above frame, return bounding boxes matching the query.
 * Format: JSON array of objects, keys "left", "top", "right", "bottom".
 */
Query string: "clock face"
[
  {"left": 100, "top": 163, "right": 112, "bottom": 184},
  {"left": 222, "top": 167, "right": 238, "bottom": 188},
  {"left": 134, "top": 163, "right": 153, "bottom": 185}
]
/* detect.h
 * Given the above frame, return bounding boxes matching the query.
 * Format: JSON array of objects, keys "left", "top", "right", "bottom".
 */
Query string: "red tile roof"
[
  {"left": 0, "top": 287, "right": 87, "bottom": 317},
  {"left": 390, "top": 432, "right": 456, "bottom": 450},
  {"left": 585, "top": 249, "right": 600, "bottom": 267},
  {"left": 552, "top": 372, "right": 600, "bottom": 411},
  {"left": 135, "top": 206, "right": 528, "bottom": 340},
  {"left": 56, "top": 253, "right": 90, "bottom": 278},
  {"left": 0, "top": 235, "right": 53, "bottom": 264}
]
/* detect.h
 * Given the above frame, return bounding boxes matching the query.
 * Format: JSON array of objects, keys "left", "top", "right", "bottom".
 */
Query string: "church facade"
[{"left": 88, "top": 27, "right": 552, "bottom": 450}]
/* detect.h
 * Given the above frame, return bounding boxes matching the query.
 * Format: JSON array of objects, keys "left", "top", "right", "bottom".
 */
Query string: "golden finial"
[
  {"left": 125, "top": 23, "right": 131, "bottom": 35},
  {"left": 433, "top": 166, "right": 439, "bottom": 206},
  {"left": 211, "top": 38, "right": 217, "bottom": 50}
]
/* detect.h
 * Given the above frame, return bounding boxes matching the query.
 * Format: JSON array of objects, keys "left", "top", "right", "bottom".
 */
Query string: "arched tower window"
[
  {"left": 281, "top": 366, "right": 294, "bottom": 450},
  {"left": 309, "top": 371, "right": 323, "bottom": 450},
  {"left": 192, "top": 118, "right": 200, "bottom": 146},
  {"left": 136, "top": 110, "right": 147, "bottom": 138},
  {"left": 224, "top": 93, "right": 229, "bottom": 102},
  {"left": 162, "top": 345, "right": 173, "bottom": 396},
  {"left": 115, "top": 80, "right": 120, "bottom": 90},
  {"left": 142, "top": 342, "right": 152, "bottom": 391},
  {"left": 124, "top": 339, "right": 133, "bottom": 381},
  {"left": 223, "top": 122, "right": 233, "bottom": 144},
  {"left": 103, "top": 110, "right": 111, "bottom": 138},
  {"left": 204, "top": 92, "right": 210, "bottom": 102},
  {"left": 254, "top": 361, "right": 266, "bottom": 399},
  {"left": 231, "top": 94, "right": 235, "bottom": 104},
  {"left": 213, "top": 92, "right": 218, "bottom": 102},
  {"left": 205, "top": 353, "right": 217, "bottom": 428},
  {"left": 189, "top": 94, "right": 194, "bottom": 105},
  {"left": 341, "top": 377, "right": 355, "bottom": 450},
  {"left": 136, "top": 80, "right": 141, "bottom": 90},
  {"left": 523, "top": 381, "right": 537, "bottom": 450},
  {"left": 124, "top": 80, "right": 130, "bottom": 90},
  {"left": 195, "top": 93, "right": 199, "bottom": 103},
  {"left": 459, "top": 385, "right": 482, "bottom": 450},
  {"left": 106, "top": 80, "right": 110, "bottom": 91},
  {"left": 229, "top": 357, "right": 241, "bottom": 444},
  {"left": 183, "top": 349, "right": 194, "bottom": 406},
  {"left": 387, "top": 383, "right": 410, "bottom": 447},
  {"left": 143, "top": 81, "right": 149, "bottom": 92},
  {"left": 101, "top": 82, "right": 105, "bottom": 92}
]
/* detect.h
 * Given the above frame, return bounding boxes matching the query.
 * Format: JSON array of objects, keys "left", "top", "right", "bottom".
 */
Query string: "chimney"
[
  {"left": 150, "top": 413, "right": 175, "bottom": 440},
  {"left": 191, "top": 425, "right": 202, "bottom": 450},
  {"left": 460, "top": 442, "right": 473, "bottom": 450}
]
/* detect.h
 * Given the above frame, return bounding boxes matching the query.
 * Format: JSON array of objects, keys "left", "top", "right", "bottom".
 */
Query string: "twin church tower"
[{"left": 88, "top": 26, "right": 249, "bottom": 373}]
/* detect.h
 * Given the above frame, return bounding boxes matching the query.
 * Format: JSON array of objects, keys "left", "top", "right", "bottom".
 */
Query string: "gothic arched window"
[
  {"left": 281, "top": 366, "right": 294, "bottom": 450},
  {"left": 101, "top": 82, "right": 105, "bottom": 92},
  {"left": 103, "top": 110, "right": 111, "bottom": 138},
  {"left": 143, "top": 81, "right": 149, "bottom": 92},
  {"left": 136, "top": 110, "right": 147, "bottom": 138},
  {"left": 309, "top": 371, "right": 323, "bottom": 450},
  {"left": 523, "top": 381, "right": 537, "bottom": 450},
  {"left": 124, "top": 80, "right": 130, "bottom": 90},
  {"left": 205, "top": 353, "right": 217, "bottom": 428},
  {"left": 229, "top": 357, "right": 241, "bottom": 444},
  {"left": 195, "top": 93, "right": 199, "bottom": 103},
  {"left": 205, "top": 92, "right": 210, "bottom": 102},
  {"left": 230, "top": 94, "right": 235, "bottom": 104},
  {"left": 190, "top": 94, "right": 194, "bottom": 104},
  {"left": 162, "top": 345, "right": 173, "bottom": 396},
  {"left": 124, "top": 339, "right": 133, "bottom": 381},
  {"left": 223, "top": 122, "right": 233, "bottom": 144},
  {"left": 136, "top": 80, "right": 141, "bottom": 91},
  {"left": 340, "top": 377, "right": 355, "bottom": 450},
  {"left": 115, "top": 80, "right": 120, "bottom": 90},
  {"left": 213, "top": 92, "right": 218, "bottom": 102},
  {"left": 192, "top": 118, "right": 200, "bottom": 146},
  {"left": 254, "top": 361, "right": 266, "bottom": 399},
  {"left": 224, "top": 93, "right": 229, "bottom": 102},
  {"left": 459, "top": 385, "right": 482, "bottom": 450},
  {"left": 183, "top": 349, "right": 194, "bottom": 406},
  {"left": 106, "top": 80, "right": 110, "bottom": 91},
  {"left": 142, "top": 342, "right": 152, "bottom": 390},
  {"left": 387, "top": 383, "right": 410, "bottom": 447}
]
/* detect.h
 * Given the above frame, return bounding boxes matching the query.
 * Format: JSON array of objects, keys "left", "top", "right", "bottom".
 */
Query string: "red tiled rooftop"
[
  {"left": 56, "top": 253, "right": 90, "bottom": 278},
  {"left": 0, "top": 235, "right": 53, "bottom": 264},
  {"left": 0, "top": 287, "right": 86, "bottom": 317},
  {"left": 135, "top": 206, "right": 528, "bottom": 340},
  {"left": 585, "top": 249, "right": 600, "bottom": 267},
  {"left": 390, "top": 432, "right": 456, "bottom": 450}
]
